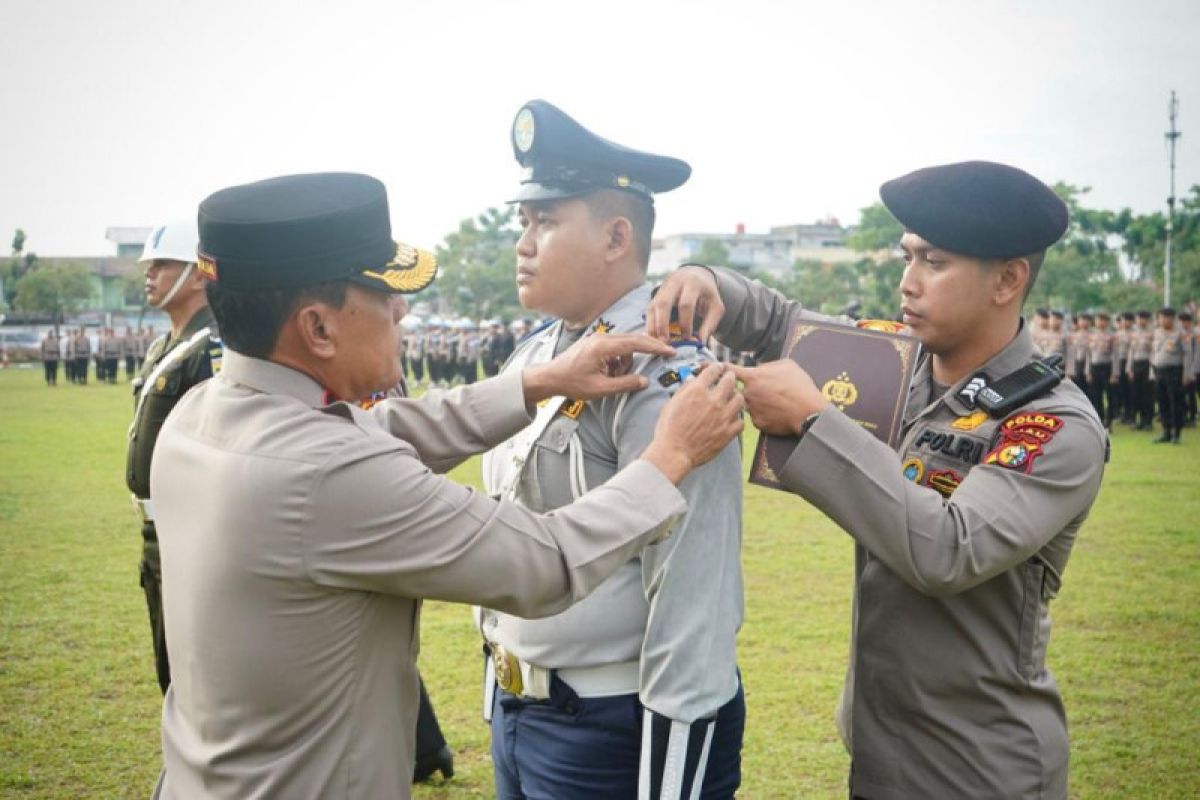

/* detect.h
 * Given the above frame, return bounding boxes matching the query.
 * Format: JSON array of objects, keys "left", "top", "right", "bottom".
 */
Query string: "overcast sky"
[{"left": 2, "top": 0, "right": 1198, "bottom": 257}]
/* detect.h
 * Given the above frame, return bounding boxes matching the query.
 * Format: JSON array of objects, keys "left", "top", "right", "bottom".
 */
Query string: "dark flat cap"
[
  {"left": 510, "top": 99, "right": 691, "bottom": 203},
  {"left": 880, "top": 161, "right": 1068, "bottom": 259},
  {"left": 197, "top": 172, "right": 437, "bottom": 294}
]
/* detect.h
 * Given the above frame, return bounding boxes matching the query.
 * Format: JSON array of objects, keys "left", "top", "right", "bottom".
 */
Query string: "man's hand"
[
  {"left": 642, "top": 364, "right": 744, "bottom": 483},
  {"left": 522, "top": 333, "right": 675, "bottom": 404},
  {"left": 645, "top": 266, "right": 725, "bottom": 343},
  {"left": 730, "top": 361, "right": 830, "bottom": 436}
]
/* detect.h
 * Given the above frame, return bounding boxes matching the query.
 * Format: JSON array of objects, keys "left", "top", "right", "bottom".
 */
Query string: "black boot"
[
  {"left": 1153, "top": 429, "right": 1173, "bottom": 443},
  {"left": 1172, "top": 429, "right": 1182, "bottom": 444},
  {"left": 413, "top": 745, "right": 454, "bottom": 782}
]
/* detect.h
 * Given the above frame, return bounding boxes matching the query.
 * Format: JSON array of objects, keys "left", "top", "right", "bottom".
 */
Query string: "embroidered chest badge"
[
  {"left": 982, "top": 411, "right": 1065, "bottom": 474},
  {"left": 927, "top": 469, "right": 963, "bottom": 497},
  {"left": 901, "top": 457, "right": 925, "bottom": 483},
  {"left": 951, "top": 410, "right": 989, "bottom": 431}
]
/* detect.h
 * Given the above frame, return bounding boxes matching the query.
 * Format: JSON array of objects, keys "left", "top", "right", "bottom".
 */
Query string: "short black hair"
[
  {"left": 1022, "top": 251, "right": 1046, "bottom": 300},
  {"left": 1180, "top": 312, "right": 1193, "bottom": 322},
  {"left": 582, "top": 189, "right": 656, "bottom": 269},
  {"left": 1159, "top": 307, "right": 1176, "bottom": 317},
  {"left": 205, "top": 279, "right": 350, "bottom": 358}
]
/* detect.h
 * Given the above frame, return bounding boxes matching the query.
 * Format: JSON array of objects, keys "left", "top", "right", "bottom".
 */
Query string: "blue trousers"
[{"left": 491, "top": 674, "right": 744, "bottom": 800}]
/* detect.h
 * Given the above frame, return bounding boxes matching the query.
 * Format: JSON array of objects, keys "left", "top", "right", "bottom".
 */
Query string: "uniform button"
[{"left": 564, "top": 699, "right": 580, "bottom": 714}]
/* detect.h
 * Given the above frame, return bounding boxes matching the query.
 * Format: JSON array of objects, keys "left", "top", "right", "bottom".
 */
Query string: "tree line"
[{"left": 5, "top": 182, "right": 1198, "bottom": 325}]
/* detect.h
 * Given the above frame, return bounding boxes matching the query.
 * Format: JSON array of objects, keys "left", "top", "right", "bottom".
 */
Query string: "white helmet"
[{"left": 139, "top": 219, "right": 199, "bottom": 264}]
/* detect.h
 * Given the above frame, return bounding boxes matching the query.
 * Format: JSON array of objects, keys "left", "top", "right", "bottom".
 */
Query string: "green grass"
[{"left": 1, "top": 365, "right": 1197, "bottom": 798}]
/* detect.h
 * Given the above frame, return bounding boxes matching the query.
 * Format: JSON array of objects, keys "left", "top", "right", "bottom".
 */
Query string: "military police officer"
[
  {"left": 127, "top": 218, "right": 222, "bottom": 693},
  {"left": 479, "top": 101, "right": 746, "bottom": 800},
  {"left": 649, "top": 160, "right": 1108, "bottom": 799}
]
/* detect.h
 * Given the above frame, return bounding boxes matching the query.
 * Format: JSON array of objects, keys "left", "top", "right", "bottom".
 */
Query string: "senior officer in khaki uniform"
[
  {"left": 127, "top": 218, "right": 221, "bottom": 695},
  {"left": 648, "top": 161, "right": 1108, "bottom": 799},
  {"left": 480, "top": 100, "right": 745, "bottom": 800},
  {"left": 149, "top": 172, "right": 743, "bottom": 800}
]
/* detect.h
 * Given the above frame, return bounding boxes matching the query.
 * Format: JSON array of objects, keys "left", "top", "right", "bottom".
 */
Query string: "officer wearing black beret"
[
  {"left": 479, "top": 100, "right": 746, "bottom": 800},
  {"left": 148, "top": 171, "right": 743, "bottom": 799},
  {"left": 649, "top": 160, "right": 1108, "bottom": 799}
]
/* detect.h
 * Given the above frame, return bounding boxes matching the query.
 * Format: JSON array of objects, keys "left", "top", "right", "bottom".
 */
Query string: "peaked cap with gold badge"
[
  {"left": 196, "top": 172, "right": 437, "bottom": 294},
  {"left": 510, "top": 99, "right": 691, "bottom": 204}
]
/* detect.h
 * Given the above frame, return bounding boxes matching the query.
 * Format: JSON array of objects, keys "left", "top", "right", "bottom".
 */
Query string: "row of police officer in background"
[
  {"left": 1031, "top": 307, "right": 1197, "bottom": 442},
  {"left": 38, "top": 326, "right": 158, "bottom": 385}
]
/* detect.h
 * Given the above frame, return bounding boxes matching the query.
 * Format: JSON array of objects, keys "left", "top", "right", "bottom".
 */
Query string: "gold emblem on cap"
[
  {"left": 514, "top": 107, "right": 536, "bottom": 154},
  {"left": 616, "top": 175, "right": 631, "bottom": 188},
  {"left": 361, "top": 242, "right": 438, "bottom": 293},
  {"left": 196, "top": 253, "right": 218, "bottom": 281}
]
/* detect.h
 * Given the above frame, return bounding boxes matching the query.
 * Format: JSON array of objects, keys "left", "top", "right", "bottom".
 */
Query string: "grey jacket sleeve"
[
  {"left": 305, "top": 441, "right": 687, "bottom": 619},
  {"left": 367, "top": 370, "right": 532, "bottom": 473},
  {"left": 705, "top": 267, "right": 843, "bottom": 360},
  {"left": 778, "top": 406, "right": 1107, "bottom": 596},
  {"left": 601, "top": 352, "right": 744, "bottom": 723}
]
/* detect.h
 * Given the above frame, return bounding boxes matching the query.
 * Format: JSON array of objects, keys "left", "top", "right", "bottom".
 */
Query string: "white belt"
[
  {"left": 131, "top": 495, "right": 153, "bottom": 522},
  {"left": 558, "top": 660, "right": 641, "bottom": 698}
]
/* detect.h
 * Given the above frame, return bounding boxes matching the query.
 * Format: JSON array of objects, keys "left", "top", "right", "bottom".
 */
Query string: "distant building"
[
  {"left": 2, "top": 227, "right": 158, "bottom": 326},
  {"left": 649, "top": 219, "right": 860, "bottom": 278},
  {"left": 106, "top": 226, "right": 154, "bottom": 259}
]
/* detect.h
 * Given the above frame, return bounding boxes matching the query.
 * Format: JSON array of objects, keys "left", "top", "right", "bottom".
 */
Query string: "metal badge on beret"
[{"left": 360, "top": 242, "right": 438, "bottom": 293}]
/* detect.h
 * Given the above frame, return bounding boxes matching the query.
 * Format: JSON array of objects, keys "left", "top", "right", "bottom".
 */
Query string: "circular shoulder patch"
[
  {"left": 901, "top": 457, "right": 925, "bottom": 483},
  {"left": 513, "top": 108, "right": 536, "bottom": 154}
]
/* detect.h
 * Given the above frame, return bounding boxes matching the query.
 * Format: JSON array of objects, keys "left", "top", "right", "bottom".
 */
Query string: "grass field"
[{"left": 1, "top": 365, "right": 1198, "bottom": 798}]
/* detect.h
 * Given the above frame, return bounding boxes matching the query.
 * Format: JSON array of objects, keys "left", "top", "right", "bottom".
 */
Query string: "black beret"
[
  {"left": 510, "top": 99, "right": 691, "bottom": 203},
  {"left": 197, "top": 172, "right": 437, "bottom": 294},
  {"left": 880, "top": 161, "right": 1069, "bottom": 259}
]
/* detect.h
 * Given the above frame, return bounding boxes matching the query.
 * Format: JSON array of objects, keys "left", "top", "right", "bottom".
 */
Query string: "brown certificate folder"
[{"left": 749, "top": 319, "right": 921, "bottom": 489}]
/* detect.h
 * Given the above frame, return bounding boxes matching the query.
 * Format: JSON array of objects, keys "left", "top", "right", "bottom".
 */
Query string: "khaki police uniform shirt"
[
  {"left": 709, "top": 268, "right": 1107, "bottom": 800},
  {"left": 1087, "top": 328, "right": 1115, "bottom": 369},
  {"left": 1066, "top": 328, "right": 1089, "bottom": 375},
  {"left": 1035, "top": 326, "right": 1066, "bottom": 361},
  {"left": 1151, "top": 327, "right": 1185, "bottom": 370},
  {"left": 1126, "top": 324, "right": 1154, "bottom": 373},
  {"left": 40, "top": 337, "right": 59, "bottom": 360},
  {"left": 149, "top": 350, "right": 687, "bottom": 800},
  {"left": 1114, "top": 327, "right": 1131, "bottom": 366}
]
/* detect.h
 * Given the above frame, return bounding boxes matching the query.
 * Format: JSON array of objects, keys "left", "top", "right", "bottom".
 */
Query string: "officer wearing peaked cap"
[
  {"left": 480, "top": 100, "right": 746, "bottom": 800},
  {"left": 649, "top": 160, "right": 1108, "bottom": 799},
  {"left": 149, "top": 171, "right": 743, "bottom": 799}
]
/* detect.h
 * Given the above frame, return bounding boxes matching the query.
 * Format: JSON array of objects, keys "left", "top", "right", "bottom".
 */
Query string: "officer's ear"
[
  {"left": 291, "top": 302, "right": 338, "bottom": 361},
  {"left": 603, "top": 216, "right": 635, "bottom": 265},
  {"left": 992, "top": 257, "right": 1030, "bottom": 306}
]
